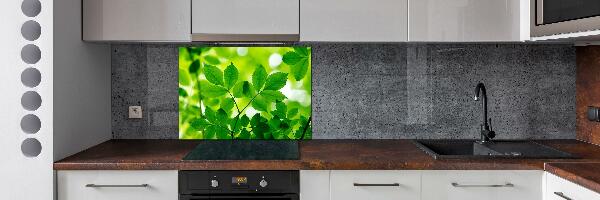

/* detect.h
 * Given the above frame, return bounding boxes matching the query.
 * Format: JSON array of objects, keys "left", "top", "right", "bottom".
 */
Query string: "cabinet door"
[
  {"left": 300, "top": 0, "right": 408, "bottom": 42},
  {"left": 330, "top": 170, "right": 420, "bottom": 200},
  {"left": 57, "top": 170, "right": 178, "bottom": 200},
  {"left": 422, "top": 170, "right": 543, "bottom": 200},
  {"left": 546, "top": 172, "right": 600, "bottom": 200},
  {"left": 300, "top": 170, "right": 330, "bottom": 200},
  {"left": 409, "top": 0, "right": 529, "bottom": 42},
  {"left": 191, "top": 0, "right": 299, "bottom": 41},
  {"left": 82, "top": 0, "right": 191, "bottom": 41}
]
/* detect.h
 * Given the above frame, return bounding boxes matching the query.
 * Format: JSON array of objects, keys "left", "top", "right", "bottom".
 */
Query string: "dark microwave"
[{"left": 532, "top": 0, "right": 600, "bottom": 37}]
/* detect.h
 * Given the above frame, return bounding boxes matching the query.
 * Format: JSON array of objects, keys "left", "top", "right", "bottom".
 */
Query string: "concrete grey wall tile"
[{"left": 111, "top": 43, "right": 576, "bottom": 140}]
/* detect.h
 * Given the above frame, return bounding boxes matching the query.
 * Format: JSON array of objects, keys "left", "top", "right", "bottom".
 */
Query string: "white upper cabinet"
[
  {"left": 300, "top": 0, "right": 408, "bottom": 42},
  {"left": 409, "top": 0, "right": 530, "bottom": 42},
  {"left": 191, "top": 0, "right": 300, "bottom": 41},
  {"left": 82, "top": 0, "right": 191, "bottom": 42}
]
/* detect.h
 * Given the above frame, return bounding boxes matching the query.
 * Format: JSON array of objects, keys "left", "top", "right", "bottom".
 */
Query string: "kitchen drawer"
[
  {"left": 57, "top": 170, "right": 178, "bottom": 200},
  {"left": 422, "top": 170, "right": 543, "bottom": 200},
  {"left": 545, "top": 172, "right": 600, "bottom": 200},
  {"left": 330, "top": 170, "right": 420, "bottom": 200}
]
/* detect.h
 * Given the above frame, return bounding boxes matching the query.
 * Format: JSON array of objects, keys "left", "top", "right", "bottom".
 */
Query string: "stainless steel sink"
[{"left": 413, "top": 140, "right": 576, "bottom": 159}]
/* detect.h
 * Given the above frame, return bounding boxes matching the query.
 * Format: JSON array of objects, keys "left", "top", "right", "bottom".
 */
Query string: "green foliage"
[
  {"left": 223, "top": 63, "right": 239, "bottom": 89},
  {"left": 264, "top": 72, "right": 288, "bottom": 91},
  {"left": 282, "top": 47, "right": 311, "bottom": 81},
  {"left": 252, "top": 65, "right": 267, "bottom": 91},
  {"left": 179, "top": 47, "right": 312, "bottom": 140}
]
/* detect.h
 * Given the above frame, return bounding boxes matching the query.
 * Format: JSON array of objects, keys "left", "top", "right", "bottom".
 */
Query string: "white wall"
[
  {"left": 53, "top": 0, "right": 111, "bottom": 161},
  {"left": 0, "top": 0, "right": 54, "bottom": 199}
]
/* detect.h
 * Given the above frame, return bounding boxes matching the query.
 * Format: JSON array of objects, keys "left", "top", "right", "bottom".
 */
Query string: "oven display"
[{"left": 232, "top": 176, "right": 248, "bottom": 185}]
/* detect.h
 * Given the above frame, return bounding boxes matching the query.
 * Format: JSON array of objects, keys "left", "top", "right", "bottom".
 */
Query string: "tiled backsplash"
[{"left": 112, "top": 44, "right": 576, "bottom": 139}]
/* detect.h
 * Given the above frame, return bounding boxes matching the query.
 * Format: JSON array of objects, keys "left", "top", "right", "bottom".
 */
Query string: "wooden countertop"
[
  {"left": 545, "top": 162, "right": 600, "bottom": 194},
  {"left": 54, "top": 139, "right": 600, "bottom": 170}
]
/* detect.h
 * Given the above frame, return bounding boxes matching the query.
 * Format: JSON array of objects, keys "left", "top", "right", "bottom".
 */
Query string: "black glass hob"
[{"left": 182, "top": 140, "right": 299, "bottom": 160}]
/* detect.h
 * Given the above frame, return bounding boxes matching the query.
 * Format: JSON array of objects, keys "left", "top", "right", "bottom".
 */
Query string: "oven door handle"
[{"left": 181, "top": 194, "right": 299, "bottom": 200}]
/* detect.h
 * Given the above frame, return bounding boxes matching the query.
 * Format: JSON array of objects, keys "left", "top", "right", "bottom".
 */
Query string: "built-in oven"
[
  {"left": 179, "top": 171, "right": 299, "bottom": 200},
  {"left": 532, "top": 0, "right": 600, "bottom": 37}
]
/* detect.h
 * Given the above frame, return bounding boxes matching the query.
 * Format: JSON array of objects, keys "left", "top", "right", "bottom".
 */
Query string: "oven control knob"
[
  {"left": 210, "top": 179, "right": 219, "bottom": 188},
  {"left": 259, "top": 179, "right": 268, "bottom": 188}
]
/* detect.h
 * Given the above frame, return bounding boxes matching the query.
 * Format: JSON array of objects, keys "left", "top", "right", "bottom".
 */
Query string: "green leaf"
[
  {"left": 204, "top": 98, "right": 220, "bottom": 107},
  {"left": 203, "top": 55, "right": 221, "bottom": 65},
  {"left": 260, "top": 90, "right": 287, "bottom": 102},
  {"left": 238, "top": 129, "right": 251, "bottom": 139},
  {"left": 283, "top": 48, "right": 310, "bottom": 81},
  {"left": 251, "top": 95, "right": 270, "bottom": 112},
  {"left": 273, "top": 101, "right": 287, "bottom": 118},
  {"left": 216, "top": 108, "right": 228, "bottom": 125},
  {"left": 291, "top": 58, "right": 309, "bottom": 81},
  {"left": 178, "top": 88, "right": 188, "bottom": 97},
  {"left": 223, "top": 63, "right": 239, "bottom": 89},
  {"left": 287, "top": 108, "right": 298, "bottom": 118},
  {"left": 232, "top": 81, "right": 254, "bottom": 98},
  {"left": 250, "top": 113, "right": 261, "bottom": 127},
  {"left": 189, "top": 60, "right": 201, "bottom": 74},
  {"left": 216, "top": 126, "right": 230, "bottom": 139},
  {"left": 187, "top": 47, "right": 202, "bottom": 56},
  {"left": 240, "top": 115, "right": 250, "bottom": 126},
  {"left": 254, "top": 121, "right": 270, "bottom": 139},
  {"left": 294, "top": 47, "right": 309, "bottom": 56},
  {"left": 220, "top": 98, "right": 234, "bottom": 112},
  {"left": 252, "top": 65, "right": 267, "bottom": 91},
  {"left": 263, "top": 72, "right": 288, "bottom": 91},
  {"left": 205, "top": 125, "right": 229, "bottom": 139},
  {"left": 190, "top": 118, "right": 210, "bottom": 131},
  {"left": 179, "top": 68, "right": 191, "bottom": 86},
  {"left": 204, "top": 106, "right": 217, "bottom": 124},
  {"left": 203, "top": 64, "right": 224, "bottom": 86},
  {"left": 199, "top": 81, "right": 227, "bottom": 97},
  {"left": 205, "top": 125, "right": 218, "bottom": 139},
  {"left": 282, "top": 51, "right": 304, "bottom": 65}
]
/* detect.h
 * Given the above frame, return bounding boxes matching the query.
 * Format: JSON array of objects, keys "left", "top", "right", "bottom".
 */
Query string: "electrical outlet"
[{"left": 129, "top": 106, "right": 143, "bottom": 119}]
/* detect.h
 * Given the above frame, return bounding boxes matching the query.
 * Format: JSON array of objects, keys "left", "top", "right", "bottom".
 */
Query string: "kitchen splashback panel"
[
  {"left": 112, "top": 44, "right": 576, "bottom": 139},
  {"left": 178, "top": 47, "right": 312, "bottom": 140}
]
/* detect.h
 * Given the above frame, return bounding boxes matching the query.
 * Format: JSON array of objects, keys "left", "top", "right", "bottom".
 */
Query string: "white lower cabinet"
[
  {"left": 545, "top": 172, "right": 600, "bottom": 200},
  {"left": 330, "top": 170, "right": 421, "bottom": 200},
  {"left": 422, "top": 170, "right": 543, "bottom": 200},
  {"left": 300, "top": 170, "right": 331, "bottom": 200},
  {"left": 57, "top": 170, "right": 178, "bottom": 200}
]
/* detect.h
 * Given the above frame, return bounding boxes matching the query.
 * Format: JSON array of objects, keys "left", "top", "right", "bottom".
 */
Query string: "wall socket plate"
[{"left": 128, "top": 106, "right": 143, "bottom": 119}]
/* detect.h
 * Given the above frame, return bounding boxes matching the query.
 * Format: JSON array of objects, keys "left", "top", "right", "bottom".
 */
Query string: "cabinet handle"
[
  {"left": 553, "top": 192, "right": 573, "bottom": 200},
  {"left": 353, "top": 183, "right": 400, "bottom": 187},
  {"left": 85, "top": 184, "right": 149, "bottom": 188},
  {"left": 451, "top": 182, "right": 514, "bottom": 188}
]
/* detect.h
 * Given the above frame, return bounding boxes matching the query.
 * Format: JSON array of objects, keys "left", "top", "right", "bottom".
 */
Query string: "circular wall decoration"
[
  {"left": 21, "top": 0, "right": 41, "bottom": 17},
  {"left": 20, "top": 114, "right": 41, "bottom": 134},
  {"left": 21, "top": 138, "right": 42, "bottom": 157},
  {"left": 21, "top": 20, "right": 41, "bottom": 41},
  {"left": 21, "top": 44, "right": 41, "bottom": 64},
  {"left": 21, "top": 91, "right": 42, "bottom": 111},
  {"left": 21, "top": 68, "right": 41, "bottom": 88}
]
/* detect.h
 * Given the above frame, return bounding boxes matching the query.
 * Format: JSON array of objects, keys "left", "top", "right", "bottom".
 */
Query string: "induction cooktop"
[{"left": 182, "top": 140, "right": 300, "bottom": 160}]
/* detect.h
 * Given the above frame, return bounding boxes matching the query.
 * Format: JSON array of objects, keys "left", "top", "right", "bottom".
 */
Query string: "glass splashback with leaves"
[{"left": 179, "top": 47, "right": 312, "bottom": 139}]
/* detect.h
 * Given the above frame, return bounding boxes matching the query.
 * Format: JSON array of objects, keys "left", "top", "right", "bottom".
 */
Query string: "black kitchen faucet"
[{"left": 474, "top": 82, "right": 495, "bottom": 143}]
